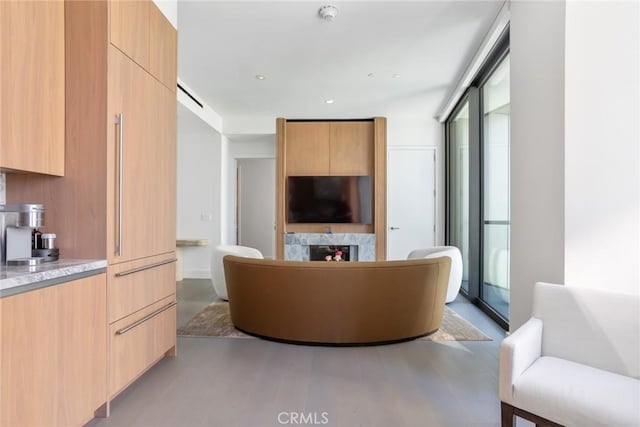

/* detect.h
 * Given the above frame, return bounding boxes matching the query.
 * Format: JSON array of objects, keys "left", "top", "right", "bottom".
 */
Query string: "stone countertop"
[{"left": 0, "top": 259, "right": 107, "bottom": 298}]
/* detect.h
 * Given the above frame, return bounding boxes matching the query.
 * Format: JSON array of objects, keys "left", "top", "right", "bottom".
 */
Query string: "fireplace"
[
  {"left": 309, "top": 245, "right": 351, "bottom": 261},
  {"left": 284, "top": 233, "right": 375, "bottom": 261}
]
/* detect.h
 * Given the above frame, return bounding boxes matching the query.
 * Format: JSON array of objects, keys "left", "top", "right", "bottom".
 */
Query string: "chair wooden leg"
[{"left": 501, "top": 402, "right": 515, "bottom": 427}]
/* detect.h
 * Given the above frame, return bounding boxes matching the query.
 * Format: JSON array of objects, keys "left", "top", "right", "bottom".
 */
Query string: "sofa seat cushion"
[{"left": 513, "top": 356, "right": 640, "bottom": 426}]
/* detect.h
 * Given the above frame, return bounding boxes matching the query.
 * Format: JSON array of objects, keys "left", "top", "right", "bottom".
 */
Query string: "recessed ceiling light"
[
  {"left": 255, "top": 74, "right": 266, "bottom": 80},
  {"left": 325, "top": 99, "right": 335, "bottom": 104},
  {"left": 392, "top": 73, "right": 401, "bottom": 79},
  {"left": 318, "top": 5, "right": 338, "bottom": 22}
]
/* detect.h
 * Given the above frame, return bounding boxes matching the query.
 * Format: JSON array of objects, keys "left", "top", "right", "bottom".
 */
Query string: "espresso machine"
[{"left": 0, "top": 204, "right": 46, "bottom": 265}]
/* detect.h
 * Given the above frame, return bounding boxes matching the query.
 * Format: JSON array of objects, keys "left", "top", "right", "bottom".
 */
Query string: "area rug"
[{"left": 177, "top": 302, "right": 491, "bottom": 342}]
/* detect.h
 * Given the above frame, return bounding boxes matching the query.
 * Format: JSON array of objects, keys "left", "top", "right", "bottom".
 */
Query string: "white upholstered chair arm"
[{"left": 499, "top": 317, "right": 543, "bottom": 404}]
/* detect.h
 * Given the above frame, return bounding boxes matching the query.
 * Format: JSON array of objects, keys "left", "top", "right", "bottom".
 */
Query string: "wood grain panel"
[
  {"left": 374, "top": 117, "right": 387, "bottom": 260},
  {"left": 7, "top": 0, "right": 109, "bottom": 258},
  {"left": 109, "top": 294, "right": 176, "bottom": 398},
  {"left": 286, "top": 223, "right": 373, "bottom": 234},
  {"left": 152, "top": 81, "right": 177, "bottom": 255},
  {"left": 276, "top": 118, "right": 286, "bottom": 259},
  {"left": 110, "top": 0, "right": 150, "bottom": 70},
  {"left": 108, "top": 253, "right": 177, "bottom": 323},
  {"left": 1, "top": 274, "right": 107, "bottom": 427},
  {"left": 285, "top": 122, "right": 331, "bottom": 176},
  {"left": 109, "top": 46, "right": 163, "bottom": 264},
  {"left": 149, "top": 2, "right": 177, "bottom": 91},
  {"left": 330, "top": 121, "right": 374, "bottom": 176},
  {"left": 0, "top": 0, "right": 65, "bottom": 175}
]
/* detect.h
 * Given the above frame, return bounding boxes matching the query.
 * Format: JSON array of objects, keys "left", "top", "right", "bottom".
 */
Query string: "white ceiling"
[{"left": 177, "top": 1, "right": 504, "bottom": 121}]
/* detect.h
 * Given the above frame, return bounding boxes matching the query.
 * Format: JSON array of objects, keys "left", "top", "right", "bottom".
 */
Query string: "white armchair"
[
  {"left": 407, "top": 246, "right": 463, "bottom": 303},
  {"left": 211, "top": 245, "right": 263, "bottom": 300},
  {"left": 499, "top": 282, "right": 640, "bottom": 427}
]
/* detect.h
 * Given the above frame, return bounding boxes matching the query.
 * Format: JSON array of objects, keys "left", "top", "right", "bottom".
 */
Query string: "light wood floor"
[{"left": 88, "top": 279, "right": 532, "bottom": 427}]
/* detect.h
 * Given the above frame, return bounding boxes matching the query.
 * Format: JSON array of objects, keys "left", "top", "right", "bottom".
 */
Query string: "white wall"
[
  {"left": 224, "top": 137, "right": 276, "bottom": 246},
  {"left": 386, "top": 116, "right": 444, "bottom": 245},
  {"left": 564, "top": 1, "right": 640, "bottom": 293},
  {"left": 509, "top": 0, "right": 640, "bottom": 330},
  {"left": 510, "top": 0, "right": 566, "bottom": 329},
  {"left": 177, "top": 79, "right": 223, "bottom": 134},
  {"left": 176, "top": 104, "right": 223, "bottom": 278}
]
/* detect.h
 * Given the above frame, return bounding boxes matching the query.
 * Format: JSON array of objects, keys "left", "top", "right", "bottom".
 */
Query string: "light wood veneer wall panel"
[
  {"left": 275, "top": 118, "right": 386, "bottom": 259},
  {"left": 276, "top": 118, "right": 286, "bottom": 260},
  {"left": 374, "top": 117, "right": 387, "bottom": 260},
  {"left": 330, "top": 121, "right": 374, "bottom": 176},
  {"left": 285, "top": 122, "right": 331, "bottom": 176}
]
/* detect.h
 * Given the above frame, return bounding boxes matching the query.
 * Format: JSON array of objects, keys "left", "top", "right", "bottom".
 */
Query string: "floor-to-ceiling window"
[
  {"left": 481, "top": 54, "right": 510, "bottom": 321},
  {"left": 447, "top": 101, "right": 470, "bottom": 294},
  {"left": 446, "top": 32, "right": 510, "bottom": 328}
]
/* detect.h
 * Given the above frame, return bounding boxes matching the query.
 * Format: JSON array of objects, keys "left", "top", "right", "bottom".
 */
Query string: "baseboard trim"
[{"left": 182, "top": 270, "right": 211, "bottom": 279}]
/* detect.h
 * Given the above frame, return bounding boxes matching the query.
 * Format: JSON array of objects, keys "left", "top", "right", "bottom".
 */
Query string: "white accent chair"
[
  {"left": 407, "top": 246, "right": 463, "bottom": 303},
  {"left": 499, "top": 282, "right": 640, "bottom": 427},
  {"left": 211, "top": 245, "right": 263, "bottom": 300}
]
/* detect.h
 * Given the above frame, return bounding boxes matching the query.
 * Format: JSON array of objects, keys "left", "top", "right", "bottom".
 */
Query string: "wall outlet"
[{"left": 200, "top": 212, "right": 214, "bottom": 222}]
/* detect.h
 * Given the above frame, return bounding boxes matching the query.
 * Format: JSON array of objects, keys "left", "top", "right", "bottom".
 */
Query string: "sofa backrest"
[
  {"left": 533, "top": 282, "right": 640, "bottom": 378},
  {"left": 222, "top": 256, "right": 451, "bottom": 344}
]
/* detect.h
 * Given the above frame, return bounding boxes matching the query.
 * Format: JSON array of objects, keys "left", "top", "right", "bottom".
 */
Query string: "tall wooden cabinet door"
[
  {"left": 110, "top": 0, "right": 150, "bottom": 71},
  {"left": 144, "top": 80, "right": 176, "bottom": 257},
  {"left": 285, "top": 122, "right": 331, "bottom": 176},
  {"left": 149, "top": 3, "right": 177, "bottom": 91},
  {"left": 108, "top": 46, "right": 155, "bottom": 264},
  {"left": 0, "top": 0, "right": 65, "bottom": 176},
  {"left": 330, "top": 121, "right": 374, "bottom": 176}
]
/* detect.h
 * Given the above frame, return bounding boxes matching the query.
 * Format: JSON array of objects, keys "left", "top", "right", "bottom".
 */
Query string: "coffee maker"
[{"left": 0, "top": 204, "right": 45, "bottom": 265}]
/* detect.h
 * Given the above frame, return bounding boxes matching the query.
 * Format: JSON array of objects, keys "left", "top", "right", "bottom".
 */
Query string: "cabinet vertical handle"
[{"left": 115, "top": 113, "right": 124, "bottom": 256}]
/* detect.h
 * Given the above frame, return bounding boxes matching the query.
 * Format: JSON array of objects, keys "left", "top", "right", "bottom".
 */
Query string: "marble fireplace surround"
[{"left": 284, "top": 233, "right": 376, "bottom": 261}]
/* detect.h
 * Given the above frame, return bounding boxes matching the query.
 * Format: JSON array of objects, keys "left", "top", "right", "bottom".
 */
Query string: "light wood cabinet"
[
  {"left": 110, "top": 0, "right": 176, "bottom": 92},
  {"left": 284, "top": 121, "right": 374, "bottom": 177},
  {"left": 108, "top": 254, "right": 177, "bottom": 323},
  {"left": 6, "top": 0, "right": 177, "bottom": 409},
  {"left": 330, "top": 122, "right": 374, "bottom": 175},
  {"left": 107, "top": 46, "right": 175, "bottom": 264},
  {"left": 0, "top": 0, "right": 65, "bottom": 176},
  {"left": 110, "top": 0, "right": 150, "bottom": 70},
  {"left": 0, "top": 274, "right": 107, "bottom": 427},
  {"left": 149, "top": 3, "right": 177, "bottom": 91},
  {"left": 285, "top": 122, "right": 331, "bottom": 175},
  {"left": 109, "top": 294, "right": 176, "bottom": 398}
]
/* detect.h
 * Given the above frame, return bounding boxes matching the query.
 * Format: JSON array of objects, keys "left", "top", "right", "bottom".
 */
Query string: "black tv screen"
[{"left": 287, "top": 176, "right": 372, "bottom": 224}]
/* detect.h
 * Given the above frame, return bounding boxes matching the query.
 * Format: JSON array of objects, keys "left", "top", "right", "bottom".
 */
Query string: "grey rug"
[{"left": 178, "top": 302, "right": 491, "bottom": 342}]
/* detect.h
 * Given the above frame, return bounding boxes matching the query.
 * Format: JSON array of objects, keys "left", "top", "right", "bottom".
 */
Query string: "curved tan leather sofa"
[{"left": 223, "top": 256, "right": 451, "bottom": 345}]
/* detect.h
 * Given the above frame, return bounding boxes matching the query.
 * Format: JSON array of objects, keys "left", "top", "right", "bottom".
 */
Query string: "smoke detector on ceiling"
[{"left": 318, "top": 5, "right": 338, "bottom": 22}]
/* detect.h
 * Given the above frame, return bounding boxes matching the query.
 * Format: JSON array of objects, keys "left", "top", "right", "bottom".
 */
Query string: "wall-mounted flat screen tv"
[{"left": 287, "top": 176, "right": 372, "bottom": 224}]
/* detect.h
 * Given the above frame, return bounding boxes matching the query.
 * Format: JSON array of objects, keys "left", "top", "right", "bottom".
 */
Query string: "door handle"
[
  {"left": 115, "top": 113, "right": 124, "bottom": 256},
  {"left": 390, "top": 226, "right": 400, "bottom": 230}
]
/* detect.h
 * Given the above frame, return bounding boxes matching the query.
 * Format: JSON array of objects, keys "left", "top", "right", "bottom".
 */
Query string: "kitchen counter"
[{"left": 0, "top": 259, "right": 107, "bottom": 298}]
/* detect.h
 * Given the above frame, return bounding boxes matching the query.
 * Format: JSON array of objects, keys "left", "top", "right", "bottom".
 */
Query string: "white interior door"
[
  {"left": 237, "top": 158, "right": 276, "bottom": 258},
  {"left": 387, "top": 147, "right": 436, "bottom": 260}
]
